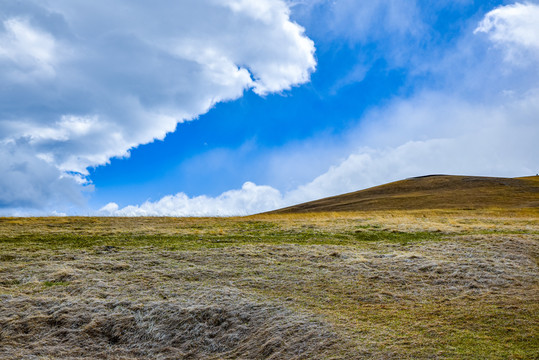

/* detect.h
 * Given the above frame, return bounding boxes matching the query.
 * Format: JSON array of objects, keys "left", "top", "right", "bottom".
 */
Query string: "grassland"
[
  {"left": 270, "top": 175, "right": 539, "bottom": 213},
  {"left": 0, "top": 209, "right": 538, "bottom": 359}
]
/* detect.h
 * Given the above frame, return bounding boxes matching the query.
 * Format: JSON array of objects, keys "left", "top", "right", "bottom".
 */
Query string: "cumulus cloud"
[
  {"left": 100, "top": 182, "right": 285, "bottom": 217},
  {"left": 475, "top": 2, "right": 539, "bottom": 64},
  {"left": 0, "top": 141, "right": 84, "bottom": 212},
  {"left": 0, "top": 0, "right": 316, "bottom": 211}
]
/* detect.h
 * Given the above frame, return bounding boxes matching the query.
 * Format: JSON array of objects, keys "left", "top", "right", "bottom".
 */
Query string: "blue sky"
[{"left": 1, "top": 0, "right": 538, "bottom": 216}]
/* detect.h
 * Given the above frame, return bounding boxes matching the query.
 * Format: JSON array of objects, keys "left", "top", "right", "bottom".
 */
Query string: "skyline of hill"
[{"left": 268, "top": 175, "right": 539, "bottom": 214}]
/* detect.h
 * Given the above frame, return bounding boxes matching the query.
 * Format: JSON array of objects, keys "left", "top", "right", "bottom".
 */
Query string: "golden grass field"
[{"left": 0, "top": 208, "right": 538, "bottom": 359}]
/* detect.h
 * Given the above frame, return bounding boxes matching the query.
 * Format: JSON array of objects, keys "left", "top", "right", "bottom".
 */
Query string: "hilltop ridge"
[{"left": 268, "top": 175, "right": 539, "bottom": 213}]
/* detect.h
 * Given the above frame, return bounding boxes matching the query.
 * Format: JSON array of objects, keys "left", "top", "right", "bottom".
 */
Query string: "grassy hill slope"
[{"left": 269, "top": 175, "right": 539, "bottom": 213}]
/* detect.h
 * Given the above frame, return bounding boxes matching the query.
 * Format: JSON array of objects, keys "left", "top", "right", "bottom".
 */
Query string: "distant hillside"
[{"left": 268, "top": 175, "right": 539, "bottom": 213}]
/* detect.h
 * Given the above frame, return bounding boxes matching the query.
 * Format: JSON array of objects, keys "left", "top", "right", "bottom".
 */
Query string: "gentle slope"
[{"left": 268, "top": 175, "right": 539, "bottom": 213}]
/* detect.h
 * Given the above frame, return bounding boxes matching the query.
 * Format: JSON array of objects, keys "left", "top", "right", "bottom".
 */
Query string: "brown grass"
[
  {"left": 0, "top": 210, "right": 538, "bottom": 359},
  {"left": 269, "top": 175, "right": 539, "bottom": 213}
]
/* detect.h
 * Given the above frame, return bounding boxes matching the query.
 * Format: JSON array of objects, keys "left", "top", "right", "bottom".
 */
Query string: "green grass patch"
[
  {"left": 0, "top": 228, "right": 445, "bottom": 250},
  {"left": 43, "top": 281, "right": 70, "bottom": 287}
]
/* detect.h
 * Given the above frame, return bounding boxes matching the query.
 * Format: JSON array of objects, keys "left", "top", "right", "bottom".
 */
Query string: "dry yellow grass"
[
  {"left": 0, "top": 210, "right": 538, "bottom": 359},
  {"left": 269, "top": 175, "right": 539, "bottom": 213}
]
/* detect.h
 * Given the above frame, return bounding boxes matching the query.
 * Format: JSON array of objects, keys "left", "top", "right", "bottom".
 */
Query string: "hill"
[{"left": 268, "top": 175, "right": 539, "bottom": 213}]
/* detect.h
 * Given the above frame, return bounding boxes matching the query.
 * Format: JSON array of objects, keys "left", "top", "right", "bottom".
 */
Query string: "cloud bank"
[
  {"left": 0, "top": 0, "right": 315, "bottom": 211},
  {"left": 100, "top": 182, "right": 285, "bottom": 217}
]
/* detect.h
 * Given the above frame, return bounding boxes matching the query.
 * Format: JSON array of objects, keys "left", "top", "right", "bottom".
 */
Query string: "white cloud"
[
  {"left": 0, "top": 141, "right": 84, "bottom": 212},
  {"left": 287, "top": 90, "right": 539, "bottom": 203},
  {"left": 0, "top": 17, "right": 58, "bottom": 80},
  {"left": 0, "top": 0, "right": 315, "bottom": 211},
  {"left": 100, "top": 182, "right": 285, "bottom": 217},
  {"left": 475, "top": 2, "right": 539, "bottom": 64}
]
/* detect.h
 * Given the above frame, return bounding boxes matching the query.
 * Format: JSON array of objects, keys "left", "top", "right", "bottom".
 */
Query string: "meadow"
[{"left": 1, "top": 209, "right": 538, "bottom": 359}]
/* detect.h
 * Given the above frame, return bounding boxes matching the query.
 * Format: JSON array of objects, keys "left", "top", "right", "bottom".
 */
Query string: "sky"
[{"left": 0, "top": 0, "right": 538, "bottom": 216}]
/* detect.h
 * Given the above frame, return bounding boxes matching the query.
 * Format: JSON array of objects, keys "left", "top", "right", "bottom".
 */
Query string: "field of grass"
[
  {"left": 270, "top": 175, "right": 539, "bottom": 213},
  {"left": 1, "top": 209, "right": 538, "bottom": 359}
]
